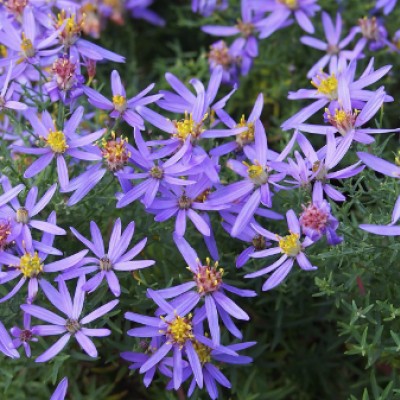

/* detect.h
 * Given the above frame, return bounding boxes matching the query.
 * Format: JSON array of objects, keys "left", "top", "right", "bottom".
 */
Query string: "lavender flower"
[
  {"left": 62, "top": 219, "right": 155, "bottom": 297},
  {"left": 0, "top": 321, "right": 20, "bottom": 358},
  {"left": 15, "top": 106, "right": 105, "bottom": 189},
  {"left": 300, "top": 13, "right": 358, "bottom": 78},
  {"left": 192, "top": 0, "right": 228, "bottom": 16},
  {"left": 353, "top": 17, "right": 390, "bottom": 54},
  {"left": 50, "top": 377, "right": 68, "bottom": 400},
  {"left": 84, "top": 70, "right": 161, "bottom": 129},
  {"left": 246, "top": 210, "right": 317, "bottom": 291},
  {"left": 152, "top": 235, "right": 255, "bottom": 345},
  {"left": 21, "top": 276, "right": 118, "bottom": 362},
  {"left": 10, "top": 313, "right": 38, "bottom": 357}
]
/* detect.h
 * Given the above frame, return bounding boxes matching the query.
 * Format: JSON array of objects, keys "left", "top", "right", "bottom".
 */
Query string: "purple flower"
[
  {"left": 84, "top": 70, "right": 162, "bottom": 129},
  {"left": 14, "top": 106, "right": 105, "bottom": 189},
  {"left": 50, "top": 377, "right": 68, "bottom": 400},
  {"left": 10, "top": 312, "right": 39, "bottom": 357},
  {"left": 300, "top": 13, "right": 358, "bottom": 78},
  {"left": 192, "top": 0, "right": 228, "bottom": 16},
  {"left": 246, "top": 210, "right": 317, "bottom": 291},
  {"left": 208, "top": 121, "right": 294, "bottom": 236},
  {"left": 0, "top": 179, "right": 65, "bottom": 250},
  {"left": 353, "top": 17, "right": 390, "bottom": 54},
  {"left": 151, "top": 235, "right": 255, "bottom": 345},
  {"left": 61, "top": 218, "right": 155, "bottom": 297},
  {"left": 282, "top": 58, "right": 393, "bottom": 130},
  {"left": 299, "top": 187, "right": 342, "bottom": 245},
  {"left": 376, "top": 0, "right": 397, "bottom": 14},
  {"left": 21, "top": 276, "right": 118, "bottom": 362},
  {"left": 0, "top": 241, "right": 87, "bottom": 303},
  {"left": 0, "top": 320, "right": 20, "bottom": 358},
  {"left": 253, "top": 0, "right": 321, "bottom": 37}
]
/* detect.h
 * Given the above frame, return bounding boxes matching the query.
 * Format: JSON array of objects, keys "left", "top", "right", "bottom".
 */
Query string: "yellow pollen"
[
  {"left": 243, "top": 161, "right": 268, "bottom": 184},
  {"left": 47, "top": 130, "right": 68, "bottom": 153},
  {"left": 278, "top": 0, "right": 298, "bottom": 9},
  {"left": 278, "top": 232, "right": 301, "bottom": 256},
  {"left": 395, "top": 150, "right": 400, "bottom": 167},
  {"left": 163, "top": 315, "right": 193, "bottom": 346},
  {"left": 193, "top": 340, "right": 212, "bottom": 364},
  {"left": 20, "top": 33, "right": 34, "bottom": 58},
  {"left": 333, "top": 109, "right": 347, "bottom": 123},
  {"left": 112, "top": 95, "right": 126, "bottom": 112},
  {"left": 312, "top": 74, "right": 338, "bottom": 99},
  {"left": 0, "top": 45, "right": 7, "bottom": 58},
  {"left": 236, "top": 115, "right": 255, "bottom": 146},
  {"left": 175, "top": 112, "right": 195, "bottom": 140},
  {"left": 19, "top": 252, "right": 43, "bottom": 278}
]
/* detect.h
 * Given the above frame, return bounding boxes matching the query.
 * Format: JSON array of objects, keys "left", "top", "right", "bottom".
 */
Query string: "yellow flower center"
[
  {"left": 395, "top": 150, "right": 400, "bottom": 167},
  {"left": 193, "top": 340, "right": 212, "bottom": 364},
  {"left": 16, "top": 207, "right": 29, "bottom": 224},
  {"left": 279, "top": 232, "right": 302, "bottom": 256},
  {"left": 112, "top": 95, "right": 126, "bottom": 112},
  {"left": 325, "top": 107, "right": 358, "bottom": 136},
  {"left": 236, "top": 19, "right": 254, "bottom": 37},
  {"left": 244, "top": 162, "right": 268, "bottom": 185},
  {"left": 20, "top": 33, "right": 35, "bottom": 58},
  {"left": 56, "top": 11, "right": 85, "bottom": 46},
  {"left": 173, "top": 112, "right": 206, "bottom": 141},
  {"left": 19, "top": 252, "right": 43, "bottom": 278},
  {"left": 163, "top": 315, "right": 193, "bottom": 346},
  {"left": 0, "top": 45, "right": 7, "bottom": 58},
  {"left": 278, "top": 0, "right": 298, "bottom": 9},
  {"left": 101, "top": 132, "right": 130, "bottom": 172},
  {"left": 312, "top": 73, "right": 338, "bottom": 100},
  {"left": 236, "top": 115, "right": 255, "bottom": 147},
  {"left": 47, "top": 130, "right": 68, "bottom": 153},
  {"left": 194, "top": 258, "right": 223, "bottom": 295}
]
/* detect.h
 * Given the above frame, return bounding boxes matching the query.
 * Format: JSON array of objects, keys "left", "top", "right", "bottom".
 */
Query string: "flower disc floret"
[
  {"left": 359, "top": 17, "right": 380, "bottom": 40},
  {"left": 312, "top": 73, "right": 338, "bottom": 100},
  {"left": 193, "top": 340, "right": 212, "bottom": 364},
  {"left": 236, "top": 115, "right": 255, "bottom": 146},
  {"left": 0, "top": 220, "right": 12, "bottom": 249},
  {"left": 65, "top": 318, "right": 81, "bottom": 334},
  {"left": 163, "top": 315, "right": 193, "bottom": 346},
  {"left": 236, "top": 19, "right": 254, "bottom": 38},
  {"left": 46, "top": 130, "right": 68, "bottom": 153},
  {"left": 19, "top": 252, "right": 43, "bottom": 278},
  {"left": 20, "top": 33, "right": 35, "bottom": 58},
  {"left": 174, "top": 112, "right": 205, "bottom": 141},
  {"left": 244, "top": 162, "right": 268, "bottom": 185},
  {"left": 178, "top": 194, "right": 192, "bottom": 209},
  {"left": 16, "top": 207, "right": 29, "bottom": 224},
  {"left": 278, "top": 0, "right": 298, "bottom": 10},
  {"left": 149, "top": 166, "right": 164, "bottom": 179},
  {"left": 56, "top": 11, "right": 84, "bottom": 46},
  {"left": 101, "top": 133, "right": 130, "bottom": 172},
  {"left": 300, "top": 205, "right": 329, "bottom": 232},
  {"left": 194, "top": 258, "right": 223, "bottom": 295},
  {"left": 278, "top": 232, "right": 302, "bottom": 256},
  {"left": 326, "top": 108, "right": 358, "bottom": 136},
  {"left": 112, "top": 95, "right": 127, "bottom": 112}
]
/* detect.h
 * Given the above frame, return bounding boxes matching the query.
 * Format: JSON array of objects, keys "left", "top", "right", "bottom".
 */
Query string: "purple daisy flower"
[
  {"left": 151, "top": 234, "right": 255, "bottom": 346},
  {"left": 50, "top": 377, "right": 68, "bottom": 400},
  {"left": 253, "top": 0, "right": 321, "bottom": 37},
  {"left": 21, "top": 276, "right": 118, "bottom": 362},
  {"left": 352, "top": 17, "right": 390, "bottom": 54},
  {"left": 208, "top": 121, "right": 294, "bottom": 236},
  {"left": 61, "top": 218, "right": 155, "bottom": 297},
  {"left": 14, "top": 106, "right": 105, "bottom": 189},
  {"left": 0, "top": 179, "right": 65, "bottom": 250},
  {"left": 300, "top": 12, "right": 358, "bottom": 78},
  {"left": 10, "top": 312, "right": 39, "bottom": 357},
  {"left": 282, "top": 58, "right": 393, "bottom": 130},
  {"left": 0, "top": 320, "right": 20, "bottom": 358},
  {"left": 299, "top": 186, "right": 342, "bottom": 245},
  {"left": 192, "top": 0, "right": 228, "bottom": 16},
  {"left": 299, "top": 86, "right": 400, "bottom": 145},
  {"left": 0, "top": 241, "right": 87, "bottom": 303},
  {"left": 246, "top": 209, "right": 317, "bottom": 291},
  {"left": 84, "top": 70, "right": 162, "bottom": 129}
]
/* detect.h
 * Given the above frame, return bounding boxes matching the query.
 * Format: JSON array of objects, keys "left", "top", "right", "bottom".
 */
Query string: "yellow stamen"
[
  {"left": 47, "top": 130, "right": 68, "bottom": 153},
  {"left": 236, "top": 115, "right": 255, "bottom": 146},
  {"left": 112, "top": 95, "right": 126, "bottom": 112},
  {"left": 19, "top": 252, "right": 43, "bottom": 278},
  {"left": 193, "top": 340, "right": 212, "bottom": 364},
  {"left": 278, "top": 232, "right": 301, "bottom": 256},
  {"left": 278, "top": 0, "right": 298, "bottom": 9},
  {"left": 243, "top": 161, "right": 268, "bottom": 184},
  {"left": 312, "top": 73, "right": 338, "bottom": 100},
  {"left": 162, "top": 314, "right": 193, "bottom": 346},
  {"left": 20, "top": 32, "right": 35, "bottom": 58}
]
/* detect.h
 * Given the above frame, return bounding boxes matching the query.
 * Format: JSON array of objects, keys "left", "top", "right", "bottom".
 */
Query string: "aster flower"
[
  {"left": 10, "top": 312, "right": 39, "bottom": 357},
  {"left": 208, "top": 121, "right": 294, "bottom": 236},
  {"left": 168, "top": 340, "right": 255, "bottom": 400},
  {"left": 147, "top": 175, "right": 225, "bottom": 238},
  {"left": 116, "top": 129, "right": 198, "bottom": 209},
  {"left": 299, "top": 185, "right": 342, "bottom": 245},
  {"left": 300, "top": 12, "right": 358, "bottom": 78},
  {"left": 0, "top": 240, "right": 87, "bottom": 303},
  {"left": 0, "top": 179, "right": 65, "bottom": 250},
  {"left": 253, "top": 0, "right": 321, "bottom": 37},
  {"left": 246, "top": 210, "right": 317, "bottom": 291},
  {"left": 50, "top": 377, "right": 68, "bottom": 400},
  {"left": 353, "top": 17, "right": 390, "bottom": 54},
  {"left": 299, "top": 86, "right": 400, "bottom": 145},
  {"left": 84, "top": 70, "right": 162, "bottom": 129},
  {"left": 14, "top": 106, "right": 105, "bottom": 189},
  {"left": 151, "top": 235, "right": 255, "bottom": 345},
  {"left": 62, "top": 132, "right": 131, "bottom": 206},
  {"left": 61, "top": 219, "right": 155, "bottom": 297},
  {"left": 376, "top": 0, "right": 397, "bottom": 14},
  {"left": 0, "top": 321, "right": 20, "bottom": 358},
  {"left": 282, "top": 58, "right": 393, "bottom": 130},
  {"left": 21, "top": 276, "right": 118, "bottom": 362},
  {"left": 0, "top": 6, "right": 62, "bottom": 69},
  {"left": 357, "top": 151, "right": 400, "bottom": 235},
  {"left": 0, "top": 62, "right": 28, "bottom": 112}
]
